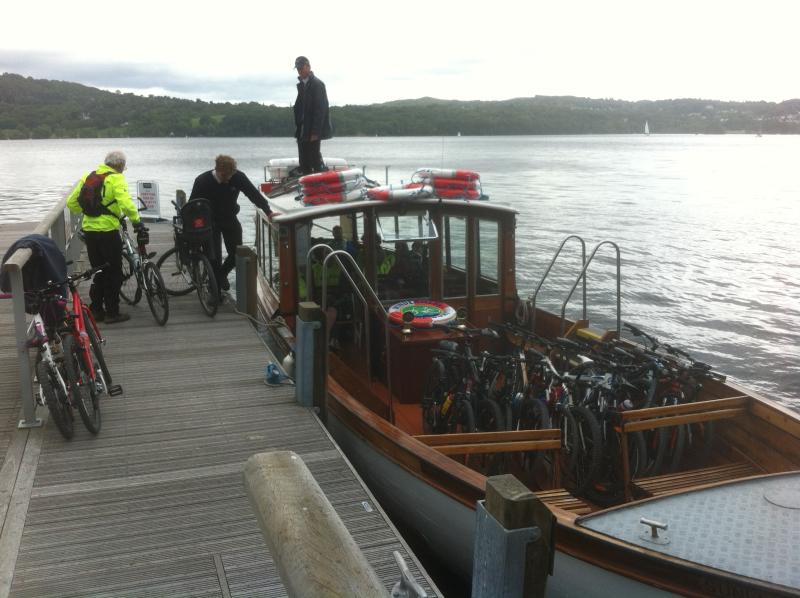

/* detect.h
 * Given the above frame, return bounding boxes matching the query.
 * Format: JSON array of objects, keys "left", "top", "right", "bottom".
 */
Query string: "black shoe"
[
  {"left": 220, "top": 277, "right": 231, "bottom": 291},
  {"left": 105, "top": 312, "right": 131, "bottom": 324},
  {"left": 90, "top": 306, "right": 105, "bottom": 322}
]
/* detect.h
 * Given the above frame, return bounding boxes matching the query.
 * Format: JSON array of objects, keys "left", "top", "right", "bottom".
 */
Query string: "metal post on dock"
[
  {"left": 296, "top": 302, "right": 327, "bottom": 419},
  {"left": 235, "top": 245, "right": 258, "bottom": 317},
  {"left": 243, "top": 451, "right": 386, "bottom": 597},
  {"left": 472, "top": 475, "right": 554, "bottom": 598}
]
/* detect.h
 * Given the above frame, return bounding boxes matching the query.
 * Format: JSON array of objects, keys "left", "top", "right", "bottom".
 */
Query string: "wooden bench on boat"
[
  {"left": 634, "top": 461, "right": 760, "bottom": 498},
  {"left": 414, "top": 428, "right": 562, "bottom": 486},
  {"left": 619, "top": 395, "right": 750, "bottom": 499}
]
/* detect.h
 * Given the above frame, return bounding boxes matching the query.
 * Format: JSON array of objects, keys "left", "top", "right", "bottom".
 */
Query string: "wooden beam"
[
  {"left": 624, "top": 408, "right": 745, "bottom": 433},
  {"left": 415, "top": 428, "right": 560, "bottom": 446},
  {"left": 621, "top": 396, "right": 749, "bottom": 422},
  {"left": 433, "top": 439, "right": 561, "bottom": 455}
]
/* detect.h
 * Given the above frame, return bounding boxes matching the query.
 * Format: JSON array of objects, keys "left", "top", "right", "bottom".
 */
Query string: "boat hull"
[{"left": 327, "top": 410, "right": 674, "bottom": 597}]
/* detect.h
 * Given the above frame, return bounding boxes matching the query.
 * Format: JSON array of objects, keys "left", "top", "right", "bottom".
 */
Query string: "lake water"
[{"left": 1, "top": 135, "right": 798, "bottom": 410}]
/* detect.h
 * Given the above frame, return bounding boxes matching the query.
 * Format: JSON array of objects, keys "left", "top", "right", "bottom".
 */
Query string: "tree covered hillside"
[{"left": 2, "top": 72, "right": 799, "bottom": 139}]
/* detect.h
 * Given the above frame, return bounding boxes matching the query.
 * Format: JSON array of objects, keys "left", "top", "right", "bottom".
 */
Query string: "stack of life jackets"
[{"left": 299, "top": 169, "right": 368, "bottom": 206}]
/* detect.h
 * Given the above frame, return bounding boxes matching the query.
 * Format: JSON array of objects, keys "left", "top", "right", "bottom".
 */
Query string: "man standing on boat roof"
[
  {"left": 189, "top": 155, "right": 272, "bottom": 293},
  {"left": 293, "top": 55, "right": 332, "bottom": 174},
  {"left": 66, "top": 150, "right": 143, "bottom": 324}
]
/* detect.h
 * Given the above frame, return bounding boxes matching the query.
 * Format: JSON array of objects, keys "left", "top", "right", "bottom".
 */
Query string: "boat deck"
[
  {"left": 578, "top": 471, "right": 800, "bottom": 593},
  {"left": 0, "top": 222, "right": 438, "bottom": 597}
]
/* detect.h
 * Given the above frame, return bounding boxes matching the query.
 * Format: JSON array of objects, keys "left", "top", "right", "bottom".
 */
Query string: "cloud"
[{"left": 0, "top": 50, "right": 288, "bottom": 104}]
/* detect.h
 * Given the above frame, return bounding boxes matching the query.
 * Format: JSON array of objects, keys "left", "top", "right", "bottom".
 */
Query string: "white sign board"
[{"left": 137, "top": 180, "right": 160, "bottom": 218}]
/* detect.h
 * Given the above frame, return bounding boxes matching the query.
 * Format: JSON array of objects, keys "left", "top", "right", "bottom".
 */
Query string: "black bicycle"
[
  {"left": 119, "top": 217, "right": 169, "bottom": 325},
  {"left": 155, "top": 197, "right": 219, "bottom": 317}
]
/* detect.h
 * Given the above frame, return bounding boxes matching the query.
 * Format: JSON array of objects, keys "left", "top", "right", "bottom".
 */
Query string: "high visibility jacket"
[{"left": 66, "top": 164, "right": 141, "bottom": 232}]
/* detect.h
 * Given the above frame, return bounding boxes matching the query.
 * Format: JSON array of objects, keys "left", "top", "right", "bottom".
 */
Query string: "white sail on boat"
[{"left": 644, "top": 120, "right": 650, "bottom": 135}]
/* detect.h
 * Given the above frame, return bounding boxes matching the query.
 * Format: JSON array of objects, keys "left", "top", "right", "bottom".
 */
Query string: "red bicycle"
[{"left": 60, "top": 263, "right": 123, "bottom": 433}]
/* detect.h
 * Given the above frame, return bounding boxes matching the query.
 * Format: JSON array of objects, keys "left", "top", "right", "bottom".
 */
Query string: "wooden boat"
[{"left": 253, "top": 164, "right": 800, "bottom": 597}]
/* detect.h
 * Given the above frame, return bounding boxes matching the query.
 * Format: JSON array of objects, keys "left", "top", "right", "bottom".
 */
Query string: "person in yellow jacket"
[{"left": 66, "top": 150, "right": 143, "bottom": 324}]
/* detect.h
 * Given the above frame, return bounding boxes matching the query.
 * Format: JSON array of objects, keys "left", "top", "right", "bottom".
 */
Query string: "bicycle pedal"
[{"left": 108, "top": 384, "right": 124, "bottom": 397}]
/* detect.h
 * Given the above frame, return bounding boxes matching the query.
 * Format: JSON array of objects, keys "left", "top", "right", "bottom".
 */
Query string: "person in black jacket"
[
  {"left": 189, "top": 155, "right": 272, "bottom": 292},
  {"left": 293, "top": 56, "right": 332, "bottom": 174}
]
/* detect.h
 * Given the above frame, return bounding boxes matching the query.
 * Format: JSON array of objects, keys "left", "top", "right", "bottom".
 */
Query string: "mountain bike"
[
  {"left": 1, "top": 288, "right": 76, "bottom": 438},
  {"left": 155, "top": 198, "right": 219, "bottom": 317},
  {"left": 119, "top": 217, "right": 169, "bottom": 325},
  {"left": 61, "top": 264, "right": 122, "bottom": 433}
]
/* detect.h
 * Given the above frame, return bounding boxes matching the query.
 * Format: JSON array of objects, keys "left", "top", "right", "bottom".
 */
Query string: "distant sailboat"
[{"left": 644, "top": 120, "right": 650, "bottom": 135}]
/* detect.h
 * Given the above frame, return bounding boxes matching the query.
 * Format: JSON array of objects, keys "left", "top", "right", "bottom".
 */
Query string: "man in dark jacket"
[
  {"left": 189, "top": 155, "right": 272, "bottom": 292},
  {"left": 293, "top": 56, "right": 332, "bottom": 174}
]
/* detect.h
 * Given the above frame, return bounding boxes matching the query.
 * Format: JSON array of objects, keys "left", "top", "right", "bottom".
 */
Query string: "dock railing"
[{"left": 2, "top": 193, "right": 82, "bottom": 428}]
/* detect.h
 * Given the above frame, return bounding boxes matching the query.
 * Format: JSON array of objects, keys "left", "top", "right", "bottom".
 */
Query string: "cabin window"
[
  {"left": 443, "top": 215, "right": 468, "bottom": 298},
  {"left": 259, "top": 217, "right": 281, "bottom": 293},
  {"left": 375, "top": 211, "right": 434, "bottom": 301},
  {"left": 476, "top": 219, "right": 500, "bottom": 295},
  {"left": 297, "top": 214, "right": 363, "bottom": 302}
]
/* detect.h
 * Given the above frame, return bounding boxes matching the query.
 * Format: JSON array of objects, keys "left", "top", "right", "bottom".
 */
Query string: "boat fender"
[{"left": 387, "top": 299, "right": 457, "bottom": 328}]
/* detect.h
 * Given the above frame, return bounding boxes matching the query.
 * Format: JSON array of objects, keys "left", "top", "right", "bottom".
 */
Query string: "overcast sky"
[{"left": 2, "top": 0, "right": 798, "bottom": 106}]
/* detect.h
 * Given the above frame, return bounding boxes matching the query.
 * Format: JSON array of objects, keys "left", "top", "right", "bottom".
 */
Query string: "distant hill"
[{"left": 1, "top": 72, "right": 799, "bottom": 139}]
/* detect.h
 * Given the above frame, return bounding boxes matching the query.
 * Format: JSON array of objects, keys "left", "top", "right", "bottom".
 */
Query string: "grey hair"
[{"left": 104, "top": 150, "right": 127, "bottom": 170}]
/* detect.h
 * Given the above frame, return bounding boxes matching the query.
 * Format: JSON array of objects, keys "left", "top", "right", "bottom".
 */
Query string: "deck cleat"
[{"left": 107, "top": 384, "right": 123, "bottom": 397}]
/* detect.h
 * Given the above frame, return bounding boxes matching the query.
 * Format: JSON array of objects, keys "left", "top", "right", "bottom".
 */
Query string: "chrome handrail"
[
  {"left": 559, "top": 240, "right": 621, "bottom": 336},
  {"left": 311, "top": 246, "right": 396, "bottom": 424},
  {"left": 529, "top": 235, "right": 587, "bottom": 332}
]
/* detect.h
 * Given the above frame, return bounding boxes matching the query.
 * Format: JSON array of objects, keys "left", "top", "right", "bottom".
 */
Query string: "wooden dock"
[{"left": 0, "top": 222, "right": 438, "bottom": 597}]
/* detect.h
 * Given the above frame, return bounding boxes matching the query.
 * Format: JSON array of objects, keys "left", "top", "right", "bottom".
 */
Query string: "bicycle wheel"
[
  {"left": 555, "top": 406, "right": 581, "bottom": 481},
  {"left": 119, "top": 254, "right": 142, "bottom": 305},
  {"left": 62, "top": 334, "right": 102, "bottom": 434},
  {"left": 649, "top": 397, "right": 687, "bottom": 475},
  {"left": 518, "top": 397, "right": 551, "bottom": 430},
  {"left": 422, "top": 358, "right": 447, "bottom": 434},
  {"left": 143, "top": 261, "right": 169, "bottom": 325},
  {"left": 82, "top": 305, "right": 112, "bottom": 385},
  {"left": 568, "top": 405, "right": 603, "bottom": 495},
  {"left": 155, "top": 247, "right": 195, "bottom": 296},
  {"left": 687, "top": 420, "right": 715, "bottom": 467},
  {"left": 37, "top": 359, "right": 74, "bottom": 439},
  {"left": 447, "top": 399, "right": 475, "bottom": 433},
  {"left": 477, "top": 398, "right": 504, "bottom": 432},
  {"left": 193, "top": 254, "right": 219, "bottom": 317}
]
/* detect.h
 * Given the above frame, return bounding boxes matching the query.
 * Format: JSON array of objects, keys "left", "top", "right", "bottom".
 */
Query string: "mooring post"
[
  {"left": 296, "top": 302, "right": 327, "bottom": 419},
  {"left": 235, "top": 245, "right": 258, "bottom": 317},
  {"left": 243, "top": 451, "right": 385, "bottom": 596},
  {"left": 472, "top": 474, "right": 554, "bottom": 598}
]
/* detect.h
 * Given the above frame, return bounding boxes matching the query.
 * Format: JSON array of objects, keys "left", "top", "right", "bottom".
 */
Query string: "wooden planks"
[
  {"left": 1, "top": 222, "right": 437, "bottom": 598},
  {"left": 634, "top": 462, "right": 759, "bottom": 497}
]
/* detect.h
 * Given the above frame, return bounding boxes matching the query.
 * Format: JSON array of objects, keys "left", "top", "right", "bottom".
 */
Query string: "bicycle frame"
[{"left": 66, "top": 279, "right": 100, "bottom": 386}]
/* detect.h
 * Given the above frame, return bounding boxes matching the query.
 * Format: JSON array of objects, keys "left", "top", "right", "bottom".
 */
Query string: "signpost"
[{"left": 136, "top": 180, "right": 161, "bottom": 220}]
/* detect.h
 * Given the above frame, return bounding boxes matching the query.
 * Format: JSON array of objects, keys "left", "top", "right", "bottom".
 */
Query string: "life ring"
[
  {"left": 367, "top": 185, "right": 433, "bottom": 202},
  {"left": 433, "top": 187, "right": 482, "bottom": 200},
  {"left": 413, "top": 168, "right": 481, "bottom": 182},
  {"left": 300, "top": 168, "right": 363, "bottom": 185},
  {"left": 388, "top": 299, "right": 457, "bottom": 328},
  {"left": 428, "top": 177, "right": 480, "bottom": 190},
  {"left": 302, "top": 188, "right": 367, "bottom": 206}
]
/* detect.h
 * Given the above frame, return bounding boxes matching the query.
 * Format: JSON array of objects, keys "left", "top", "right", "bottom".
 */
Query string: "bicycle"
[
  {"left": 155, "top": 197, "right": 219, "bottom": 317},
  {"left": 1, "top": 288, "right": 75, "bottom": 438},
  {"left": 421, "top": 354, "right": 476, "bottom": 434},
  {"left": 119, "top": 217, "right": 169, "bottom": 325},
  {"left": 61, "top": 263, "right": 122, "bottom": 433}
]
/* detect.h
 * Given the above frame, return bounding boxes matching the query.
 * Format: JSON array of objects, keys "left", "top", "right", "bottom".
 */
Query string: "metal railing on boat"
[
  {"left": 528, "top": 235, "right": 587, "bottom": 332},
  {"left": 1, "top": 192, "right": 83, "bottom": 428}
]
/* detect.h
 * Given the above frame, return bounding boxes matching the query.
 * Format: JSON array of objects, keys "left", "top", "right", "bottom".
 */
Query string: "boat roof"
[
  {"left": 577, "top": 472, "right": 800, "bottom": 592},
  {"left": 270, "top": 197, "right": 518, "bottom": 225}
]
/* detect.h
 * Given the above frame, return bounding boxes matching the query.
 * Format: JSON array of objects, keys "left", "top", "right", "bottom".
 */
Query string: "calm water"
[{"left": 1, "top": 136, "right": 798, "bottom": 410}]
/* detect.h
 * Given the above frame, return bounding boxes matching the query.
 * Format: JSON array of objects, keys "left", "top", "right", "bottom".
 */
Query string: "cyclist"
[
  {"left": 66, "top": 150, "right": 144, "bottom": 324},
  {"left": 189, "top": 155, "right": 272, "bottom": 295}
]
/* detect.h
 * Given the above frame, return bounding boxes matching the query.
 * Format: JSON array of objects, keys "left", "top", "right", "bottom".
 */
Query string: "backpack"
[{"left": 77, "top": 171, "right": 117, "bottom": 217}]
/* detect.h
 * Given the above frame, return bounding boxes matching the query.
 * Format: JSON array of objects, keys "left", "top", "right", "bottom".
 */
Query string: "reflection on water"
[{"left": 1, "top": 135, "right": 797, "bottom": 409}]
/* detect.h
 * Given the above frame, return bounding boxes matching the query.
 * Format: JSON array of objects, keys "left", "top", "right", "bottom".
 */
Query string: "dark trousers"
[
  {"left": 298, "top": 139, "right": 323, "bottom": 174},
  {"left": 212, "top": 218, "right": 242, "bottom": 283},
  {"left": 84, "top": 230, "right": 123, "bottom": 316}
]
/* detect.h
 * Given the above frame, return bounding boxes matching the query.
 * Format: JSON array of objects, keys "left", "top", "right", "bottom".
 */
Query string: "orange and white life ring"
[
  {"left": 413, "top": 168, "right": 481, "bottom": 182},
  {"left": 300, "top": 168, "right": 363, "bottom": 186},
  {"left": 367, "top": 184, "right": 433, "bottom": 202},
  {"left": 433, "top": 187, "right": 482, "bottom": 200},
  {"left": 387, "top": 299, "right": 457, "bottom": 328},
  {"left": 302, "top": 188, "right": 367, "bottom": 206}
]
